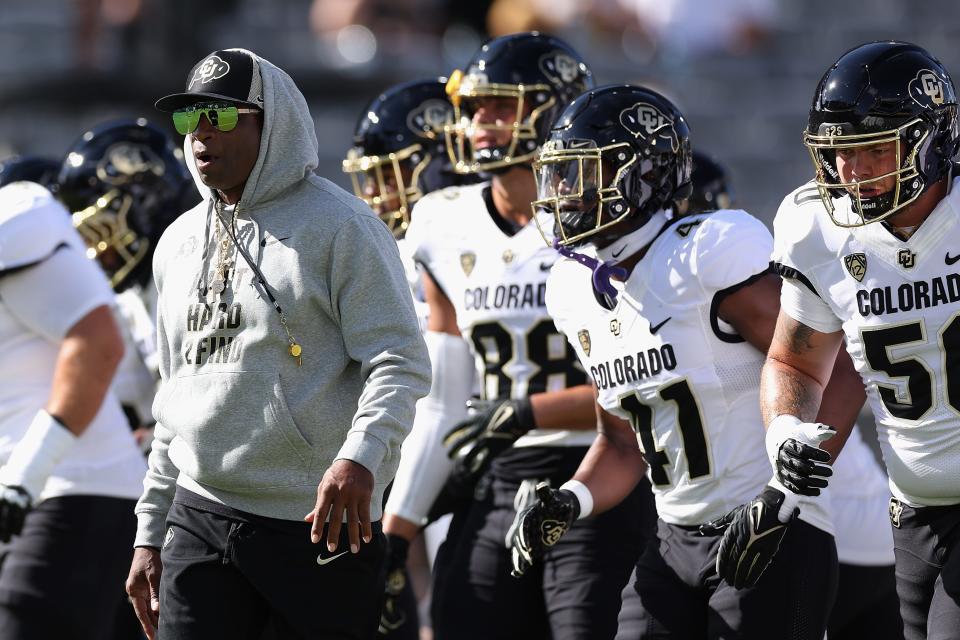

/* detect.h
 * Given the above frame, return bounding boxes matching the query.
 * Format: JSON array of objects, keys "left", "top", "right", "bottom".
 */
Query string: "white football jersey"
[
  {"left": 548, "top": 209, "right": 831, "bottom": 530},
  {"left": 406, "top": 182, "right": 592, "bottom": 447},
  {"left": 775, "top": 178, "right": 960, "bottom": 507},
  {"left": 0, "top": 183, "right": 145, "bottom": 501}
]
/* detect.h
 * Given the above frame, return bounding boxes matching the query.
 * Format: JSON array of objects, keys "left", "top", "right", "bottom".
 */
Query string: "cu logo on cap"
[{"left": 190, "top": 55, "right": 231, "bottom": 89}]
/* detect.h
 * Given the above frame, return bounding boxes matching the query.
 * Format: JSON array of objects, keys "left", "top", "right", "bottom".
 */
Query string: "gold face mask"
[
  {"left": 444, "top": 70, "right": 555, "bottom": 175},
  {"left": 342, "top": 144, "right": 430, "bottom": 239},
  {"left": 72, "top": 188, "right": 149, "bottom": 289},
  {"left": 802, "top": 119, "right": 926, "bottom": 227}
]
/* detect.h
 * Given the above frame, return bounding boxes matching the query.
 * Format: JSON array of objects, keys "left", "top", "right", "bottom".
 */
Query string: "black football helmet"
[
  {"left": 676, "top": 151, "right": 733, "bottom": 215},
  {"left": 343, "top": 78, "right": 456, "bottom": 238},
  {"left": 0, "top": 155, "right": 61, "bottom": 189},
  {"left": 445, "top": 31, "right": 593, "bottom": 174},
  {"left": 804, "top": 41, "right": 960, "bottom": 226},
  {"left": 57, "top": 118, "right": 198, "bottom": 292},
  {"left": 532, "top": 84, "right": 693, "bottom": 248}
]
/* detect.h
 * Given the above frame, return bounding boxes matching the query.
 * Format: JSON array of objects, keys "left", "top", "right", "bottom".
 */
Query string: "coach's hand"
[
  {"left": 126, "top": 546, "right": 162, "bottom": 640},
  {"left": 305, "top": 459, "right": 374, "bottom": 554},
  {"left": 699, "top": 485, "right": 798, "bottom": 589}
]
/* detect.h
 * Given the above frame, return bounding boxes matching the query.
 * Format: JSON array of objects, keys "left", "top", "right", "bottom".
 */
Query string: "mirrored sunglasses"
[{"left": 172, "top": 102, "right": 260, "bottom": 135}]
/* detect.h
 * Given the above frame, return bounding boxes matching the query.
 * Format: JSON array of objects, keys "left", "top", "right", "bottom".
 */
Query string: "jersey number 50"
[{"left": 861, "top": 317, "right": 960, "bottom": 421}]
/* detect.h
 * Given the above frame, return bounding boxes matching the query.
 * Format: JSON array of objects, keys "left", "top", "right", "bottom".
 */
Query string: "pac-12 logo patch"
[
  {"left": 460, "top": 251, "right": 476, "bottom": 276},
  {"left": 577, "top": 329, "right": 591, "bottom": 356},
  {"left": 843, "top": 253, "right": 867, "bottom": 282}
]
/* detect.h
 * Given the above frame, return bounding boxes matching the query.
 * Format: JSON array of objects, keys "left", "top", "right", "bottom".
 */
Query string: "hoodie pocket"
[{"left": 158, "top": 370, "right": 314, "bottom": 491}]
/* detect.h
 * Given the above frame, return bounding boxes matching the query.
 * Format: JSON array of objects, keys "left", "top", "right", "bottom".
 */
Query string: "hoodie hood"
[{"left": 184, "top": 48, "right": 319, "bottom": 210}]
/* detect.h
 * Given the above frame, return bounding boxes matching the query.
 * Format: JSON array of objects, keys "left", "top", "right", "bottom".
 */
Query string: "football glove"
[
  {"left": 509, "top": 483, "right": 579, "bottom": 578},
  {"left": 379, "top": 534, "right": 411, "bottom": 634},
  {"left": 699, "top": 485, "right": 798, "bottom": 589},
  {"left": 766, "top": 416, "right": 835, "bottom": 497},
  {"left": 443, "top": 398, "right": 535, "bottom": 485},
  {"left": 0, "top": 485, "right": 31, "bottom": 543}
]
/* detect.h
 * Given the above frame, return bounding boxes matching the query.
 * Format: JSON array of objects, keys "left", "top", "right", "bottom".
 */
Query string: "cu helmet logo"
[
  {"left": 407, "top": 99, "right": 452, "bottom": 139},
  {"left": 909, "top": 69, "right": 950, "bottom": 107},
  {"left": 96, "top": 143, "right": 165, "bottom": 185},
  {"left": 189, "top": 55, "right": 230, "bottom": 89},
  {"left": 619, "top": 102, "right": 680, "bottom": 152},
  {"left": 539, "top": 52, "right": 580, "bottom": 85}
]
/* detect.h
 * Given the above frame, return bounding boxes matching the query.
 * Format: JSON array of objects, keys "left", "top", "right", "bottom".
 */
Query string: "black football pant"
[
  {"left": 616, "top": 517, "right": 837, "bottom": 640},
  {"left": 159, "top": 488, "right": 386, "bottom": 640},
  {"left": 827, "top": 562, "right": 902, "bottom": 639},
  {"left": 0, "top": 495, "right": 137, "bottom": 640},
  {"left": 890, "top": 498, "right": 960, "bottom": 640},
  {"left": 431, "top": 446, "right": 656, "bottom": 640}
]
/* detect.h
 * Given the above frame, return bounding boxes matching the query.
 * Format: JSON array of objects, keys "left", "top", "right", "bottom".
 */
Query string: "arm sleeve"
[
  {"left": 331, "top": 214, "right": 433, "bottom": 478},
  {"left": 134, "top": 270, "right": 179, "bottom": 548},
  {"left": 779, "top": 277, "right": 843, "bottom": 333},
  {"left": 384, "top": 331, "right": 475, "bottom": 525},
  {"left": 0, "top": 246, "right": 114, "bottom": 340}
]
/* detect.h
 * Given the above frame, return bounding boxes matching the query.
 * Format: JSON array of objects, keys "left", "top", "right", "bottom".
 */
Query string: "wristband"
[
  {"left": 0, "top": 410, "right": 77, "bottom": 499},
  {"left": 559, "top": 479, "right": 594, "bottom": 520}
]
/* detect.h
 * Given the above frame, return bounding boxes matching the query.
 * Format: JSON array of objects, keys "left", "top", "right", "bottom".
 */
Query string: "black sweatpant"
[
  {"left": 616, "top": 518, "right": 838, "bottom": 640},
  {"left": 0, "top": 495, "right": 137, "bottom": 640},
  {"left": 431, "top": 446, "right": 656, "bottom": 640},
  {"left": 890, "top": 498, "right": 960, "bottom": 640},
  {"left": 828, "top": 562, "right": 902, "bottom": 639},
  {"left": 158, "top": 488, "right": 386, "bottom": 640}
]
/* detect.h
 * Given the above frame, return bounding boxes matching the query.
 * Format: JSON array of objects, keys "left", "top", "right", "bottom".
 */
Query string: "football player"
[
  {"left": 342, "top": 78, "right": 470, "bottom": 639},
  {"left": 763, "top": 41, "right": 960, "bottom": 640},
  {"left": 386, "top": 33, "right": 655, "bottom": 640},
  {"left": 0, "top": 180, "right": 147, "bottom": 638},
  {"left": 689, "top": 149, "right": 903, "bottom": 637},
  {"left": 57, "top": 119, "right": 200, "bottom": 449},
  {"left": 511, "top": 83, "right": 850, "bottom": 638}
]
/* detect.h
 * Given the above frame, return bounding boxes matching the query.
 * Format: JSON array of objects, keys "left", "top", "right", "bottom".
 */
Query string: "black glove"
[
  {"left": 699, "top": 485, "right": 798, "bottom": 589},
  {"left": 379, "top": 534, "right": 411, "bottom": 635},
  {"left": 443, "top": 398, "right": 535, "bottom": 484},
  {"left": 775, "top": 439, "right": 832, "bottom": 497},
  {"left": 0, "top": 485, "right": 31, "bottom": 543},
  {"left": 509, "top": 483, "right": 579, "bottom": 578}
]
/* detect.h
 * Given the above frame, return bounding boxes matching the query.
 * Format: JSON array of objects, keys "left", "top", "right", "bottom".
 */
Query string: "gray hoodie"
[{"left": 134, "top": 51, "right": 431, "bottom": 548}]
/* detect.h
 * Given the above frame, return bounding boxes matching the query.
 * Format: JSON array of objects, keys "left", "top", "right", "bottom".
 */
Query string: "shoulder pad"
[
  {"left": 772, "top": 182, "right": 846, "bottom": 273},
  {"left": 0, "top": 183, "right": 82, "bottom": 271}
]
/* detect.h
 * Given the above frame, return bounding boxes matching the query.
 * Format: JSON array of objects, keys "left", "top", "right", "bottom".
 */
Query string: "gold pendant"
[{"left": 289, "top": 342, "right": 302, "bottom": 366}]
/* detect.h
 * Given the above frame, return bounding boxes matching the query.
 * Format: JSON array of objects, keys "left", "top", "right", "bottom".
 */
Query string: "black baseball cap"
[{"left": 155, "top": 49, "right": 265, "bottom": 112}]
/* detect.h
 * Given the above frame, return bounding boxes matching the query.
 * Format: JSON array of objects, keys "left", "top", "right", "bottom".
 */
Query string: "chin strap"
[{"left": 552, "top": 238, "right": 628, "bottom": 304}]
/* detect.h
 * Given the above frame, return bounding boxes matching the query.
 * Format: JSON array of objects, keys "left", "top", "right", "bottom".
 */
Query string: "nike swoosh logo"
[
  {"left": 649, "top": 317, "right": 672, "bottom": 334},
  {"left": 316, "top": 550, "right": 349, "bottom": 565},
  {"left": 946, "top": 252, "right": 960, "bottom": 266},
  {"left": 540, "top": 262, "right": 553, "bottom": 271},
  {"left": 612, "top": 246, "right": 626, "bottom": 258}
]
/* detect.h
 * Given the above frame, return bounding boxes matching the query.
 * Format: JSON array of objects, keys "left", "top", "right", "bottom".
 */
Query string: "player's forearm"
[
  {"left": 812, "top": 349, "right": 864, "bottom": 460},
  {"left": 760, "top": 357, "right": 825, "bottom": 426},
  {"left": 530, "top": 384, "right": 598, "bottom": 430},
  {"left": 383, "top": 513, "right": 420, "bottom": 541},
  {"left": 571, "top": 431, "right": 646, "bottom": 514},
  {"left": 46, "top": 306, "right": 124, "bottom": 434}
]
